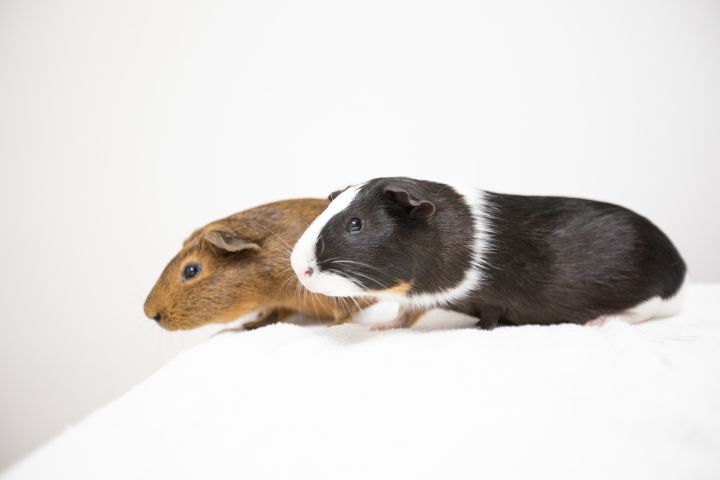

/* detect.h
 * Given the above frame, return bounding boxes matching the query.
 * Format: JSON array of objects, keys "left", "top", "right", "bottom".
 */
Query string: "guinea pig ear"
[
  {"left": 204, "top": 230, "right": 261, "bottom": 253},
  {"left": 383, "top": 186, "right": 436, "bottom": 219},
  {"left": 328, "top": 186, "right": 350, "bottom": 201}
]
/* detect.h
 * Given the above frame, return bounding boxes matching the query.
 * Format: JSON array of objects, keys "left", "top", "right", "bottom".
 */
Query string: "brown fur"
[
  {"left": 368, "top": 282, "right": 412, "bottom": 296},
  {"left": 144, "top": 199, "right": 371, "bottom": 330}
]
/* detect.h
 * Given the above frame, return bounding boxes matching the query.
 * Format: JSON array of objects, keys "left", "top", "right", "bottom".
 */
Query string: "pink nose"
[{"left": 303, "top": 267, "right": 314, "bottom": 277}]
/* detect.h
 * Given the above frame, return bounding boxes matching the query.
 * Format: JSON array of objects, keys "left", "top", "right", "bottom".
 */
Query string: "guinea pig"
[
  {"left": 144, "top": 199, "right": 371, "bottom": 331},
  {"left": 290, "top": 177, "right": 687, "bottom": 330}
]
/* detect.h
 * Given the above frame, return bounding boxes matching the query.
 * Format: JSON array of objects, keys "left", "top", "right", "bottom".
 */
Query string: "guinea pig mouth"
[
  {"left": 150, "top": 310, "right": 181, "bottom": 331},
  {"left": 156, "top": 318, "right": 192, "bottom": 331},
  {"left": 153, "top": 315, "right": 174, "bottom": 330}
]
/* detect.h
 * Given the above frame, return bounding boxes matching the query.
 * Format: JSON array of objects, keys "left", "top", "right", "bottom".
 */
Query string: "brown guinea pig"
[{"left": 144, "top": 198, "right": 371, "bottom": 330}]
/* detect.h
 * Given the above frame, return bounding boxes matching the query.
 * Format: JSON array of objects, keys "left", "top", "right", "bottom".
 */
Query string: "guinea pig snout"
[
  {"left": 290, "top": 252, "right": 316, "bottom": 280},
  {"left": 143, "top": 299, "right": 163, "bottom": 323}
]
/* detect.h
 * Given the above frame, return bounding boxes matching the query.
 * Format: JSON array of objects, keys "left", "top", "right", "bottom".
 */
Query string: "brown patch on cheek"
[{"left": 368, "top": 281, "right": 412, "bottom": 296}]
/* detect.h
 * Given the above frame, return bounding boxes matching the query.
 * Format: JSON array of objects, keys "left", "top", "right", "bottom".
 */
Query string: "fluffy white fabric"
[{"left": 4, "top": 285, "right": 720, "bottom": 480}]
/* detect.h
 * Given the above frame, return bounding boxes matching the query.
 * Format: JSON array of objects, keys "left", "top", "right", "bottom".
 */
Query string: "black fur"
[
  {"left": 316, "top": 177, "right": 475, "bottom": 293},
  {"left": 463, "top": 192, "right": 687, "bottom": 326},
  {"left": 315, "top": 177, "right": 687, "bottom": 326}
]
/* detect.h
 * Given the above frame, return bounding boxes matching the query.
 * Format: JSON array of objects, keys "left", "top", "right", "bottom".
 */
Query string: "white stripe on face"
[{"left": 291, "top": 184, "right": 367, "bottom": 297}]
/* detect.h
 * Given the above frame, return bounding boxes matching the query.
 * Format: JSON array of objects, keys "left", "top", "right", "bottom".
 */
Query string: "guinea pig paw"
[
  {"left": 370, "top": 322, "right": 403, "bottom": 331},
  {"left": 585, "top": 316, "right": 610, "bottom": 327},
  {"left": 330, "top": 316, "right": 352, "bottom": 326}
]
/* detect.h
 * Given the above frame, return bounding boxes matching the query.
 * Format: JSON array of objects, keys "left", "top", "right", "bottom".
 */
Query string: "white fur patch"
[
  {"left": 351, "top": 300, "right": 402, "bottom": 326},
  {"left": 291, "top": 184, "right": 366, "bottom": 297},
  {"left": 587, "top": 277, "right": 687, "bottom": 326}
]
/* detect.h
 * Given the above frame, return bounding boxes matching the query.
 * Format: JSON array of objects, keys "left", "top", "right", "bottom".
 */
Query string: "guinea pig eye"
[
  {"left": 347, "top": 217, "right": 363, "bottom": 233},
  {"left": 182, "top": 263, "right": 201, "bottom": 280}
]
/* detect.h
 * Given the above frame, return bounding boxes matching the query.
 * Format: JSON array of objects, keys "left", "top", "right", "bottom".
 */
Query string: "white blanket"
[{"left": 4, "top": 285, "right": 720, "bottom": 480}]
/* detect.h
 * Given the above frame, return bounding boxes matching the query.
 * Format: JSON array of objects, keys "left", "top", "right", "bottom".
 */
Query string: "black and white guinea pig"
[{"left": 290, "top": 176, "right": 687, "bottom": 329}]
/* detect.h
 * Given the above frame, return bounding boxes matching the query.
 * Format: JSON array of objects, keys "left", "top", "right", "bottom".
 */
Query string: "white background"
[{"left": 0, "top": 0, "right": 718, "bottom": 471}]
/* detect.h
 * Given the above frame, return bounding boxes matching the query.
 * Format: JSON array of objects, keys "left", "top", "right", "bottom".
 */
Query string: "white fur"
[
  {"left": 350, "top": 300, "right": 402, "bottom": 326},
  {"left": 291, "top": 184, "right": 366, "bottom": 297},
  {"left": 588, "top": 278, "right": 687, "bottom": 326}
]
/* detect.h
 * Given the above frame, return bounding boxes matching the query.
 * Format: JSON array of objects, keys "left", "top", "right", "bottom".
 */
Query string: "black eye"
[
  {"left": 347, "top": 217, "right": 362, "bottom": 233},
  {"left": 183, "top": 263, "right": 200, "bottom": 280}
]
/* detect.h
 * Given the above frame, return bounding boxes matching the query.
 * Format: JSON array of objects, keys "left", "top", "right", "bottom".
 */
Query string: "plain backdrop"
[{"left": 0, "top": 0, "right": 718, "bottom": 471}]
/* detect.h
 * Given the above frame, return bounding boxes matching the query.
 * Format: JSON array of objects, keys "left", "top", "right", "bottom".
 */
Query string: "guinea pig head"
[
  {"left": 291, "top": 177, "right": 447, "bottom": 299},
  {"left": 144, "top": 220, "right": 270, "bottom": 330}
]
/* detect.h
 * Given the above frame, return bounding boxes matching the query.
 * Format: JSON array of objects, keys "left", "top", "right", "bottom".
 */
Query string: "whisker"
[
  {"left": 324, "top": 268, "right": 378, "bottom": 291},
  {"left": 336, "top": 296, "right": 349, "bottom": 316},
  {"left": 266, "top": 239, "right": 292, "bottom": 255},
  {"left": 303, "top": 285, "right": 309, "bottom": 319},
  {"left": 309, "top": 290, "right": 321, "bottom": 318},
  {"left": 347, "top": 295, "right": 363, "bottom": 314},
  {"left": 256, "top": 223, "right": 293, "bottom": 250},
  {"left": 335, "top": 268, "right": 384, "bottom": 290},
  {"left": 278, "top": 273, "right": 297, "bottom": 294},
  {"left": 267, "top": 258, "right": 292, "bottom": 263},
  {"left": 326, "top": 259, "right": 387, "bottom": 275},
  {"left": 325, "top": 258, "right": 407, "bottom": 288}
]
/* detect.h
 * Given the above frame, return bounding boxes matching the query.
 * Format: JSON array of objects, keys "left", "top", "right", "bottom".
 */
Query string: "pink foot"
[{"left": 585, "top": 316, "right": 609, "bottom": 327}]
